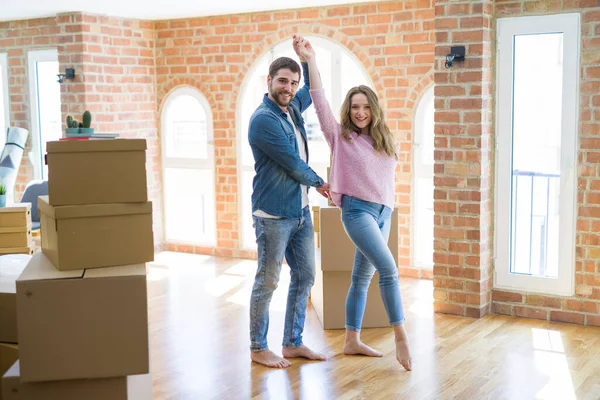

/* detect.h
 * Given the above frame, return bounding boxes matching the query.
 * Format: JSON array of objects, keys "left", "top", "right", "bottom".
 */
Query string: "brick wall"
[
  {"left": 433, "top": 0, "right": 495, "bottom": 318},
  {"left": 0, "top": 14, "right": 164, "bottom": 245},
  {"left": 489, "top": 2, "right": 600, "bottom": 327},
  {"left": 155, "top": 0, "right": 436, "bottom": 262}
]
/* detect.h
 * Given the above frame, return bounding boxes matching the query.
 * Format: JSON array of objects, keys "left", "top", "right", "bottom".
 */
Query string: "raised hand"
[{"left": 293, "top": 34, "right": 315, "bottom": 62}]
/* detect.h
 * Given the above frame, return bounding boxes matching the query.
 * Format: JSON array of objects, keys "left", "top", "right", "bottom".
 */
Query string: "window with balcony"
[{"left": 495, "top": 14, "right": 580, "bottom": 295}]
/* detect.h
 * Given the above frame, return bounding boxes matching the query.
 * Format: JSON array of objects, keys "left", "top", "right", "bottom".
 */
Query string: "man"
[{"left": 248, "top": 35, "right": 329, "bottom": 368}]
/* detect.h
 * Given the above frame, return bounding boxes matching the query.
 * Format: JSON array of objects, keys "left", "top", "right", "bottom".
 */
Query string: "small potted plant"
[
  {"left": 79, "top": 110, "right": 94, "bottom": 135},
  {"left": 0, "top": 181, "right": 6, "bottom": 207},
  {"left": 65, "top": 114, "right": 79, "bottom": 136}
]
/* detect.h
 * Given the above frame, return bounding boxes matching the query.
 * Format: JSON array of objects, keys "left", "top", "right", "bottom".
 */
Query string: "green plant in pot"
[
  {"left": 65, "top": 114, "right": 79, "bottom": 136},
  {"left": 0, "top": 181, "right": 7, "bottom": 207},
  {"left": 79, "top": 110, "right": 94, "bottom": 135}
]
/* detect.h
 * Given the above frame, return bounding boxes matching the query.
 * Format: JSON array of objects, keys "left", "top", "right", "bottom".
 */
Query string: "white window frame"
[
  {"left": 236, "top": 37, "right": 374, "bottom": 250},
  {"left": 0, "top": 53, "right": 9, "bottom": 148},
  {"left": 160, "top": 86, "right": 216, "bottom": 247},
  {"left": 27, "top": 48, "right": 59, "bottom": 180},
  {"left": 412, "top": 86, "right": 434, "bottom": 270},
  {"left": 494, "top": 13, "right": 580, "bottom": 296}
]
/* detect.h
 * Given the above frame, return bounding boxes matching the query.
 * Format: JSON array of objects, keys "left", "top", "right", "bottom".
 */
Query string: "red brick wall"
[
  {"left": 0, "top": 14, "right": 163, "bottom": 245},
  {"left": 433, "top": 0, "right": 495, "bottom": 318},
  {"left": 155, "top": 1, "right": 436, "bottom": 262},
  {"left": 490, "top": 2, "right": 600, "bottom": 327}
]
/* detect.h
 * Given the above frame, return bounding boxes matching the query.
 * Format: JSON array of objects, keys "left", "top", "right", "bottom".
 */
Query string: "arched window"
[
  {"left": 413, "top": 86, "right": 434, "bottom": 269},
  {"left": 161, "top": 87, "right": 216, "bottom": 246},
  {"left": 238, "top": 37, "right": 372, "bottom": 250}
]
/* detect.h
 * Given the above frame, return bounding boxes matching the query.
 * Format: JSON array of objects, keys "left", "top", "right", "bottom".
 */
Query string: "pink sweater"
[{"left": 309, "top": 88, "right": 397, "bottom": 210}]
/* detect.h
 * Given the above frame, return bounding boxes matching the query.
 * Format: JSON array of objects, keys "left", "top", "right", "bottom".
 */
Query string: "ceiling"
[{"left": 1, "top": 0, "right": 380, "bottom": 22}]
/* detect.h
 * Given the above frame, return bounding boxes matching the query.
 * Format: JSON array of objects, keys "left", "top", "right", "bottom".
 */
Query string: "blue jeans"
[
  {"left": 341, "top": 195, "right": 405, "bottom": 331},
  {"left": 250, "top": 206, "right": 315, "bottom": 351}
]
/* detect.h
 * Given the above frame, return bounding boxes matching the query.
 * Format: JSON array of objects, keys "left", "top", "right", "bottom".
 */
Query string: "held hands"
[
  {"left": 316, "top": 183, "right": 331, "bottom": 200},
  {"left": 293, "top": 34, "right": 315, "bottom": 62}
]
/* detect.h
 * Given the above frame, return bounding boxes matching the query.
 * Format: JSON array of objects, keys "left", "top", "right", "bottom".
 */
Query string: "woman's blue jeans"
[{"left": 341, "top": 195, "right": 405, "bottom": 331}]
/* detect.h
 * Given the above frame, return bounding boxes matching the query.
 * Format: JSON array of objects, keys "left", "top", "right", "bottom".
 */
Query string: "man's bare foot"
[
  {"left": 282, "top": 345, "right": 327, "bottom": 361},
  {"left": 251, "top": 349, "right": 291, "bottom": 368},
  {"left": 343, "top": 341, "right": 383, "bottom": 357},
  {"left": 395, "top": 338, "right": 412, "bottom": 371}
]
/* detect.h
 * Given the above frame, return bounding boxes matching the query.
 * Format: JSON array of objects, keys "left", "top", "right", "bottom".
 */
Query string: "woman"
[{"left": 293, "top": 35, "right": 412, "bottom": 371}]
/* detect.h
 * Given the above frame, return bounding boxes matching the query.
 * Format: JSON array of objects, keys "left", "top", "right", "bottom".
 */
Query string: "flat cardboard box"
[
  {"left": 16, "top": 252, "right": 149, "bottom": 383},
  {"left": 311, "top": 267, "right": 390, "bottom": 330},
  {"left": 0, "top": 204, "right": 31, "bottom": 229},
  {"left": 46, "top": 139, "right": 148, "bottom": 206},
  {"left": 38, "top": 196, "right": 154, "bottom": 270},
  {"left": 0, "top": 255, "right": 30, "bottom": 343},
  {"left": 2, "top": 362, "right": 152, "bottom": 400},
  {"left": 0, "top": 247, "right": 34, "bottom": 256},
  {"left": 0, "top": 344, "right": 18, "bottom": 400},
  {"left": 319, "top": 206, "right": 399, "bottom": 271},
  {"left": 0, "top": 227, "right": 31, "bottom": 249}
]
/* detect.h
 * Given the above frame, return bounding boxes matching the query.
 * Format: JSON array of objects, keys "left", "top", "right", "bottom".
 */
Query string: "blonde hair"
[{"left": 339, "top": 85, "right": 398, "bottom": 159}]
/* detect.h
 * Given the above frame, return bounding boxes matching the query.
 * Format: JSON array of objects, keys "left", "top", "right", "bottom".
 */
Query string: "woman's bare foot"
[
  {"left": 282, "top": 345, "right": 327, "bottom": 361},
  {"left": 395, "top": 338, "right": 412, "bottom": 371},
  {"left": 251, "top": 349, "right": 291, "bottom": 368},
  {"left": 343, "top": 341, "right": 383, "bottom": 357}
]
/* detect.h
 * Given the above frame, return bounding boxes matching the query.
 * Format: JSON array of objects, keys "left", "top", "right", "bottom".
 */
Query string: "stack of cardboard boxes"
[
  {"left": 0, "top": 204, "right": 35, "bottom": 256},
  {"left": 0, "top": 254, "right": 29, "bottom": 400},
  {"left": 311, "top": 206, "right": 400, "bottom": 329},
  {"left": 1, "top": 139, "right": 154, "bottom": 399}
]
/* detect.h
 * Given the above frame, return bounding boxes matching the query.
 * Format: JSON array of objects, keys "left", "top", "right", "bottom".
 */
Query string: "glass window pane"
[
  {"left": 165, "top": 95, "right": 208, "bottom": 159},
  {"left": 511, "top": 33, "right": 563, "bottom": 277},
  {"left": 164, "top": 168, "right": 215, "bottom": 244},
  {"left": 0, "top": 55, "right": 7, "bottom": 138},
  {"left": 35, "top": 61, "right": 61, "bottom": 179}
]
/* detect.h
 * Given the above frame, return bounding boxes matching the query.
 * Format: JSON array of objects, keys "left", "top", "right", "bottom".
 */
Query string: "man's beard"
[{"left": 269, "top": 86, "right": 293, "bottom": 108}]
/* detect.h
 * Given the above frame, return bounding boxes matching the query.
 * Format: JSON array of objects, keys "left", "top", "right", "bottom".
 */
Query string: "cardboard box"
[
  {"left": 38, "top": 196, "right": 154, "bottom": 270},
  {"left": 16, "top": 252, "right": 149, "bottom": 383},
  {"left": 46, "top": 139, "right": 148, "bottom": 206},
  {"left": 2, "top": 362, "right": 152, "bottom": 400},
  {"left": 319, "top": 206, "right": 399, "bottom": 271},
  {"left": 311, "top": 268, "right": 389, "bottom": 330},
  {"left": 0, "top": 255, "right": 30, "bottom": 343},
  {"left": 0, "top": 204, "right": 31, "bottom": 229},
  {"left": 0, "top": 247, "right": 34, "bottom": 256},
  {"left": 0, "top": 344, "right": 18, "bottom": 400},
  {"left": 0, "top": 227, "right": 31, "bottom": 249}
]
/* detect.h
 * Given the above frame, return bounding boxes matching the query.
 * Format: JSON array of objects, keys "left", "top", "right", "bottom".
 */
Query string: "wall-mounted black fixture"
[
  {"left": 57, "top": 68, "right": 75, "bottom": 83},
  {"left": 445, "top": 46, "right": 466, "bottom": 69}
]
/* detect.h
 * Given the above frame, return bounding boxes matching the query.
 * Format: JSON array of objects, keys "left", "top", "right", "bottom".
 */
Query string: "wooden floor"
[{"left": 147, "top": 252, "right": 600, "bottom": 400}]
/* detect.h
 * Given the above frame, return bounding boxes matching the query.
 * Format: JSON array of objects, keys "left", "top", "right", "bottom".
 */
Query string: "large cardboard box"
[
  {"left": 0, "top": 227, "right": 31, "bottom": 249},
  {"left": 2, "top": 362, "right": 152, "bottom": 400},
  {"left": 311, "top": 267, "right": 390, "bottom": 330},
  {"left": 0, "top": 344, "right": 18, "bottom": 400},
  {"left": 0, "top": 255, "right": 30, "bottom": 343},
  {"left": 38, "top": 196, "right": 154, "bottom": 270},
  {"left": 319, "top": 206, "right": 399, "bottom": 271},
  {"left": 46, "top": 139, "right": 148, "bottom": 206},
  {"left": 16, "top": 252, "right": 149, "bottom": 383},
  {"left": 0, "top": 204, "right": 31, "bottom": 229}
]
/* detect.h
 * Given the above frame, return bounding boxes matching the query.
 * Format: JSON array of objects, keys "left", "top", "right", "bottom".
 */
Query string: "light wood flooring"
[{"left": 147, "top": 252, "right": 600, "bottom": 400}]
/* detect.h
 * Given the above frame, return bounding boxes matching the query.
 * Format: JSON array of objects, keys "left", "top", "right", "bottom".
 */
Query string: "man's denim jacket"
[{"left": 248, "top": 62, "right": 325, "bottom": 219}]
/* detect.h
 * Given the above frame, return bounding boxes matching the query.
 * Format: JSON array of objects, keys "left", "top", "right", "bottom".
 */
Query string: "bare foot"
[
  {"left": 343, "top": 341, "right": 383, "bottom": 357},
  {"left": 395, "top": 338, "right": 412, "bottom": 371},
  {"left": 251, "top": 349, "right": 291, "bottom": 368},
  {"left": 282, "top": 345, "right": 327, "bottom": 361}
]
